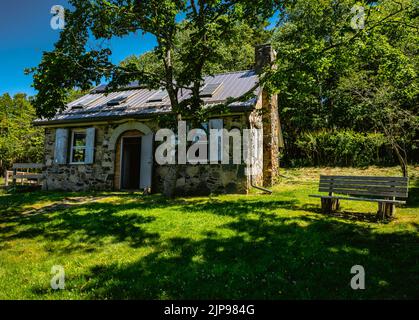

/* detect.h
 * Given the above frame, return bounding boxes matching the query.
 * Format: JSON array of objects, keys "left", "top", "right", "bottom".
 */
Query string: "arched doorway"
[
  {"left": 109, "top": 122, "right": 154, "bottom": 191},
  {"left": 115, "top": 130, "right": 142, "bottom": 190}
]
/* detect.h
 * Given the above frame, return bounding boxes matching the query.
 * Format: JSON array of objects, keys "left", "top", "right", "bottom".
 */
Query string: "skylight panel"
[
  {"left": 72, "top": 95, "right": 101, "bottom": 108},
  {"left": 199, "top": 83, "right": 223, "bottom": 98},
  {"left": 106, "top": 92, "right": 135, "bottom": 106},
  {"left": 147, "top": 90, "right": 168, "bottom": 103},
  {"left": 70, "top": 105, "right": 84, "bottom": 111}
]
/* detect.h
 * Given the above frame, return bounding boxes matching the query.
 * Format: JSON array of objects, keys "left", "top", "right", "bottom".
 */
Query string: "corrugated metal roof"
[{"left": 36, "top": 70, "right": 260, "bottom": 125}]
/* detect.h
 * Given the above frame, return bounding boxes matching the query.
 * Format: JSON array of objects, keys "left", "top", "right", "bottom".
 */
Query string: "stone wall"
[
  {"left": 261, "top": 90, "right": 280, "bottom": 186},
  {"left": 153, "top": 163, "right": 247, "bottom": 196},
  {"left": 43, "top": 125, "right": 114, "bottom": 191},
  {"left": 255, "top": 44, "right": 281, "bottom": 187},
  {"left": 153, "top": 114, "right": 250, "bottom": 196},
  {"left": 43, "top": 114, "right": 254, "bottom": 194}
]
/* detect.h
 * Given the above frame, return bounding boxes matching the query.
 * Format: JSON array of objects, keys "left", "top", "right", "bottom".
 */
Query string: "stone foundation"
[{"left": 154, "top": 164, "right": 248, "bottom": 196}]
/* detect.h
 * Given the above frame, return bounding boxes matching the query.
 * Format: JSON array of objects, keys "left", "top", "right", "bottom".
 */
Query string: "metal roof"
[{"left": 35, "top": 70, "right": 260, "bottom": 125}]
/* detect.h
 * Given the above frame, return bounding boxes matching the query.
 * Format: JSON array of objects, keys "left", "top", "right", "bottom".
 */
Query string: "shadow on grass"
[
  {"left": 25, "top": 197, "right": 419, "bottom": 299},
  {"left": 297, "top": 203, "right": 382, "bottom": 223},
  {"left": 407, "top": 186, "right": 419, "bottom": 208},
  {"left": 2, "top": 190, "right": 418, "bottom": 299},
  {"left": 0, "top": 194, "right": 177, "bottom": 251},
  {"left": 73, "top": 211, "right": 418, "bottom": 299},
  {"left": 0, "top": 191, "right": 150, "bottom": 216}
]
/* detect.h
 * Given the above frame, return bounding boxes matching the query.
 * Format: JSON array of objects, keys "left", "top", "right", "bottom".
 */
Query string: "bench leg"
[
  {"left": 321, "top": 198, "right": 340, "bottom": 214},
  {"left": 377, "top": 202, "right": 396, "bottom": 220}
]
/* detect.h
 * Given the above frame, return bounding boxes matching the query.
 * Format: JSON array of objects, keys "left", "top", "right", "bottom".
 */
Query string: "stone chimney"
[
  {"left": 254, "top": 43, "right": 281, "bottom": 187},
  {"left": 255, "top": 43, "right": 277, "bottom": 74}
]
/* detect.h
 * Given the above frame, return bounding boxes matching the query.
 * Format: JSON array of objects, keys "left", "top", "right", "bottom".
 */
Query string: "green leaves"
[
  {"left": 269, "top": 0, "right": 418, "bottom": 167},
  {"left": 296, "top": 130, "right": 389, "bottom": 167},
  {"left": 29, "top": 0, "right": 279, "bottom": 121},
  {"left": 0, "top": 94, "right": 44, "bottom": 173}
]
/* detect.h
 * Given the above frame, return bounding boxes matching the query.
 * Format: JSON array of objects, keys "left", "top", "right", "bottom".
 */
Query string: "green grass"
[{"left": 0, "top": 167, "right": 418, "bottom": 299}]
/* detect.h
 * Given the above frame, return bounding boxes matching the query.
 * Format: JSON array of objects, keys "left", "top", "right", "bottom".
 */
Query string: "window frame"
[{"left": 69, "top": 129, "right": 88, "bottom": 164}]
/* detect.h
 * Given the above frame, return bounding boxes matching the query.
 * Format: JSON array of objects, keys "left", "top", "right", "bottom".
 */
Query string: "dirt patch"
[{"left": 22, "top": 196, "right": 111, "bottom": 216}]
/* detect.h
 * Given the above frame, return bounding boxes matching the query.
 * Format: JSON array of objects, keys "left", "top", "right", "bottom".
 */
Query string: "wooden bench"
[
  {"left": 309, "top": 175, "right": 409, "bottom": 219},
  {"left": 4, "top": 163, "right": 44, "bottom": 187}
]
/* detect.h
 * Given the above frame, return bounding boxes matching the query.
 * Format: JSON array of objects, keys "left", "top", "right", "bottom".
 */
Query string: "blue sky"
[{"left": 0, "top": 0, "right": 157, "bottom": 96}]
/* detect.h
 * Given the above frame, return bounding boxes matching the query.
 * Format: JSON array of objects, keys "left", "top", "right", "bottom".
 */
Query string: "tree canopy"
[
  {"left": 0, "top": 94, "right": 44, "bottom": 173},
  {"left": 28, "top": 0, "right": 282, "bottom": 122},
  {"left": 120, "top": 20, "right": 272, "bottom": 77},
  {"left": 25, "top": 0, "right": 418, "bottom": 177},
  {"left": 269, "top": 0, "right": 418, "bottom": 175}
]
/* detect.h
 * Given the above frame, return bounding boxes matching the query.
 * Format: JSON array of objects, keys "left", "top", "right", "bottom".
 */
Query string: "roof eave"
[{"left": 33, "top": 104, "right": 255, "bottom": 127}]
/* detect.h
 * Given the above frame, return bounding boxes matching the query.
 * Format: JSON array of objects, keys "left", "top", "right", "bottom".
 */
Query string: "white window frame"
[{"left": 69, "top": 129, "right": 87, "bottom": 164}]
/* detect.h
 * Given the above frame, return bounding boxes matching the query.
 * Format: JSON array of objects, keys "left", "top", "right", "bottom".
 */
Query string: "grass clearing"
[{"left": 0, "top": 167, "right": 418, "bottom": 299}]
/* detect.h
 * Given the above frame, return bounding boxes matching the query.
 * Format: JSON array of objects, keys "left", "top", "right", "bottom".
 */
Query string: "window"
[
  {"left": 209, "top": 119, "right": 223, "bottom": 162},
  {"left": 199, "top": 83, "right": 223, "bottom": 98},
  {"left": 70, "top": 94, "right": 101, "bottom": 108},
  {"left": 70, "top": 130, "right": 87, "bottom": 163},
  {"left": 106, "top": 92, "right": 137, "bottom": 106},
  {"left": 147, "top": 90, "right": 168, "bottom": 103}
]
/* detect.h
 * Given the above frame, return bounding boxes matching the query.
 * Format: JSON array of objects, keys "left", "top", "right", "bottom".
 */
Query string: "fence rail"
[{"left": 4, "top": 163, "right": 44, "bottom": 187}]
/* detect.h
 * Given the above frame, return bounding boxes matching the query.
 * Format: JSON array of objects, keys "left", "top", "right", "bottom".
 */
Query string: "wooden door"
[{"left": 121, "top": 137, "right": 141, "bottom": 190}]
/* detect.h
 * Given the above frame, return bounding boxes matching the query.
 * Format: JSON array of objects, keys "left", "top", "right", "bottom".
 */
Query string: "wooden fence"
[{"left": 4, "top": 163, "right": 44, "bottom": 187}]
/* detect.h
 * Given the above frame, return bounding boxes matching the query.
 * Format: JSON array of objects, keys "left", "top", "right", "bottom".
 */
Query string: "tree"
[
  {"left": 334, "top": 0, "right": 418, "bottom": 177},
  {"left": 0, "top": 94, "right": 44, "bottom": 174},
  {"left": 269, "top": 0, "right": 418, "bottom": 175},
  {"left": 28, "top": 0, "right": 281, "bottom": 119},
  {"left": 120, "top": 20, "right": 272, "bottom": 76}
]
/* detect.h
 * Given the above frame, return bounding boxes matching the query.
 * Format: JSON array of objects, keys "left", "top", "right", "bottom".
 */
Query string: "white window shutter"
[
  {"left": 209, "top": 119, "right": 223, "bottom": 162},
  {"left": 140, "top": 133, "right": 154, "bottom": 189},
  {"left": 85, "top": 128, "right": 96, "bottom": 164},
  {"left": 54, "top": 128, "right": 69, "bottom": 164}
]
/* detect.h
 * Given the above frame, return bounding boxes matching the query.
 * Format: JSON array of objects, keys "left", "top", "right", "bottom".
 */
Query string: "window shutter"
[
  {"left": 187, "top": 126, "right": 208, "bottom": 164},
  {"left": 54, "top": 128, "right": 69, "bottom": 164},
  {"left": 140, "top": 133, "right": 154, "bottom": 189},
  {"left": 209, "top": 119, "right": 223, "bottom": 163},
  {"left": 85, "top": 128, "right": 96, "bottom": 164}
]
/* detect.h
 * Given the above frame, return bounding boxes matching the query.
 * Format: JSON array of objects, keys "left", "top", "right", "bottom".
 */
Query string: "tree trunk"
[
  {"left": 392, "top": 143, "right": 408, "bottom": 178},
  {"left": 162, "top": 113, "right": 182, "bottom": 198}
]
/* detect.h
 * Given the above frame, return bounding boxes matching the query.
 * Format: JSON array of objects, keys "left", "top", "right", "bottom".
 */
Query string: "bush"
[{"left": 294, "top": 130, "right": 391, "bottom": 167}]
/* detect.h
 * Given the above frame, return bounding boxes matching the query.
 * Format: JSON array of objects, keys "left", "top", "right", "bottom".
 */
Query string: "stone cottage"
[{"left": 34, "top": 44, "right": 283, "bottom": 195}]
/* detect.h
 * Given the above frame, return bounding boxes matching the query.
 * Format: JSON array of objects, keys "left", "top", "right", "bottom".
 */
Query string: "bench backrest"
[
  {"left": 319, "top": 175, "right": 409, "bottom": 199},
  {"left": 12, "top": 163, "right": 44, "bottom": 170}
]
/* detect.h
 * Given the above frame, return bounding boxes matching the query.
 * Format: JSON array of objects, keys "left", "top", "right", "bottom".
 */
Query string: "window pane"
[
  {"left": 72, "top": 148, "right": 86, "bottom": 163},
  {"left": 73, "top": 132, "right": 86, "bottom": 147}
]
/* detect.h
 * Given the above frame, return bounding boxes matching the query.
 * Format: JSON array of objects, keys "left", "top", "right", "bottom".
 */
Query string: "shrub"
[{"left": 294, "top": 130, "right": 390, "bottom": 167}]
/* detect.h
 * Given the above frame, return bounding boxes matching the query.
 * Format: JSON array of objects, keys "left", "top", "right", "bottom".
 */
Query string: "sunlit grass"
[{"left": 0, "top": 167, "right": 417, "bottom": 299}]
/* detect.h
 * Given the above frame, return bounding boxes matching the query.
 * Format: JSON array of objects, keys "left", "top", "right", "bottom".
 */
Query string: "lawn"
[{"left": 0, "top": 167, "right": 418, "bottom": 299}]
